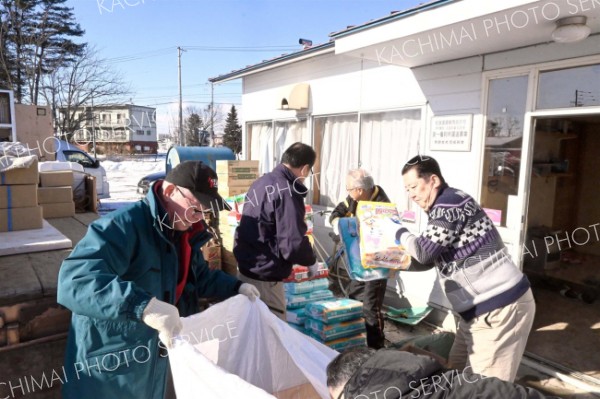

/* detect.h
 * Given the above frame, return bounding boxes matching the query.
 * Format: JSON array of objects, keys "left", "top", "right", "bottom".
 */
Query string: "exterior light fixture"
[{"left": 552, "top": 16, "right": 591, "bottom": 43}]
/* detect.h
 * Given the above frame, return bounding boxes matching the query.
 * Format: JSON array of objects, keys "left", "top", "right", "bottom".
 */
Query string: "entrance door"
[{"left": 522, "top": 112, "right": 600, "bottom": 383}]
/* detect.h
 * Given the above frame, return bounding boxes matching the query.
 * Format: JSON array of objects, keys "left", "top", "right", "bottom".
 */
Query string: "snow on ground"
[{"left": 98, "top": 154, "right": 165, "bottom": 215}]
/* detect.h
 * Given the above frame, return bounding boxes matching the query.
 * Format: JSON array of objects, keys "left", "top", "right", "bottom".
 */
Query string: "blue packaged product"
[
  {"left": 305, "top": 299, "right": 363, "bottom": 323},
  {"left": 309, "top": 332, "right": 367, "bottom": 351},
  {"left": 284, "top": 278, "right": 329, "bottom": 295},
  {"left": 305, "top": 318, "right": 366, "bottom": 341},
  {"left": 286, "top": 307, "right": 306, "bottom": 325},
  {"left": 286, "top": 289, "right": 334, "bottom": 310},
  {"left": 288, "top": 322, "right": 308, "bottom": 334}
]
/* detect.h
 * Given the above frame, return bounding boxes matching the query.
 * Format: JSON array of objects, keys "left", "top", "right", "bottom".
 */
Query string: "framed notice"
[{"left": 430, "top": 114, "right": 473, "bottom": 152}]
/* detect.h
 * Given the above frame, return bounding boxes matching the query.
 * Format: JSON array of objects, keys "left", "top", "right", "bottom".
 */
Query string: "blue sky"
[{"left": 67, "top": 0, "right": 424, "bottom": 134}]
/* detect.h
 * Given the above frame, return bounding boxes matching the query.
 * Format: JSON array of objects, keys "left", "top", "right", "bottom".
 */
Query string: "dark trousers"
[{"left": 348, "top": 278, "right": 388, "bottom": 349}]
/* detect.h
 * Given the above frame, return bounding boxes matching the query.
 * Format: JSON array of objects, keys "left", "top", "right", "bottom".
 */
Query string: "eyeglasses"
[
  {"left": 346, "top": 187, "right": 360, "bottom": 193},
  {"left": 175, "top": 186, "right": 210, "bottom": 217}
]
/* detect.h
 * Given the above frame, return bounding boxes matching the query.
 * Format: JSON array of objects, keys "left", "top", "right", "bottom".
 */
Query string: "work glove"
[
  {"left": 239, "top": 283, "right": 260, "bottom": 301},
  {"left": 142, "top": 297, "right": 182, "bottom": 349},
  {"left": 307, "top": 261, "right": 321, "bottom": 278}
]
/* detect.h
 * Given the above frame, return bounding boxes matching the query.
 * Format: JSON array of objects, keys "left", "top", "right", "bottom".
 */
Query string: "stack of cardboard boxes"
[
  {"left": 38, "top": 170, "right": 75, "bottom": 219},
  {"left": 0, "top": 159, "right": 43, "bottom": 232},
  {"left": 216, "top": 160, "right": 259, "bottom": 198},
  {"left": 216, "top": 160, "right": 259, "bottom": 277}
]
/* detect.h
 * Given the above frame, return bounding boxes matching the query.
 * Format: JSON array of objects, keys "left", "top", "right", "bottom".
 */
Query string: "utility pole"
[
  {"left": 210, "top": 82, "right": 214, "bottom": 147},
  {"left": 177, "top": 46, "right": 186, "bottom": 146},
  {"left": 91, "top": 91, "right": 97, "bottom": 159}
]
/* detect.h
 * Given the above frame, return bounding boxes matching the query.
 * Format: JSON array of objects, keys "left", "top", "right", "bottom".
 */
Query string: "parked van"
[{"left": 54, "top": 140, "right": 110, "bottom": 199}]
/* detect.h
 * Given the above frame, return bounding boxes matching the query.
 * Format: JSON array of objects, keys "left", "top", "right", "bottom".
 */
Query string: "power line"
[{"left": 100, "top": 45, "right": 299, "bottom": 64}]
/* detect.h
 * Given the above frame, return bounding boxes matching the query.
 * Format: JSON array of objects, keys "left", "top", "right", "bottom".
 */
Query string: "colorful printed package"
[
  {"left": 285, "top": 289, "right": 334, "bottom": 310},
  {"left": 284, "top": 278, "right": 329, "bottom": 295},
  {"left": 305, "top": 318, "right": 366, "bottom": 341},
  {"left": 311, "top": 333, "right": 367, "bottom": 351},
  {"left": 283, "top": 264, "right": 329, "bottom": 283},
  {"left": 286, "top": 308, "right": 307, "bottom": 325},
  {"left": 356, "top": 201, "right": 411, "bottom": 269},
  {"left": 305, "top": 299, "right": 363, "bottom": 324}
]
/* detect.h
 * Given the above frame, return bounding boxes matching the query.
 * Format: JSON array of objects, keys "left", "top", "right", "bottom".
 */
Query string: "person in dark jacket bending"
[
  {"left": 57, "top": 161, "right": 259, "bottom": 399},
  {"left": 234, "top": 142, "right": 318, "bottom": 320},
  {"left": 326, "top": 347, "right": 559, "bottom": 399},
  {"left": 330, "top": 169, "right": 391, "bottom": 349}
]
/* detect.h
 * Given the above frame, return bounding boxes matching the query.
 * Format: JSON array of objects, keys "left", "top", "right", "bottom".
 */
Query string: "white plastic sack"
[{"left": 168, "top": 295, "right": 338, "bottom": 399}]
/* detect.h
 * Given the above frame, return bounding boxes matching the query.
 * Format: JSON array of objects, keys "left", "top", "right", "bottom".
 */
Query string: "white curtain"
[
  {"left": 249, "top": 122, "right": 273, "bottom": 176},
  {"left": 359, "top": 109, "right": 421, "bottom": 213},
  {"left": 318, "top": 115, "right": 359, "bottom": 206},
  {"left": 274, "top": 120, "right": 309, "bottom": 163}
]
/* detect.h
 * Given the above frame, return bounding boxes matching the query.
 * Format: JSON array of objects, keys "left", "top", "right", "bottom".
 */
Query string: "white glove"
[
  {"left": 142, "top": 297, "right": 182, "bottom": 349},
  {"left": 239, "top": 283, "right": 260, "bottom": 301},
  {"left": 307, "top": 261, "right": 321, "bottom": 278}
]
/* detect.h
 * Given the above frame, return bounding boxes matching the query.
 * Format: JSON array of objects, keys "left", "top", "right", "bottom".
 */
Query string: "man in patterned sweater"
[{"left": 390, "top": 155, "right": 535, "bottom": 382}]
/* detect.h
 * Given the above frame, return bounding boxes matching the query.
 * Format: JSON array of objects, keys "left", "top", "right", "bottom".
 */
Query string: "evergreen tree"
[
  {"left": 0, "top": 0, "right": 85, "bottom": 104},
  {"left": 223, "top": 105, "right": 242, "bottom": 154},
  {"left": 184, "top": 112, "right": 203, "bottom": 147}
]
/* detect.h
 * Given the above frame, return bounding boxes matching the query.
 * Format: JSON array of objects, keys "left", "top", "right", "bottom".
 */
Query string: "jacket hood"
[{"left": 343, "top": 350, "right": 443, "bottom": 398}]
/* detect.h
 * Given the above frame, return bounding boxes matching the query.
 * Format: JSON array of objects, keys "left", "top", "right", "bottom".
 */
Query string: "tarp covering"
[{"left": 169, "top": 295, "right": 338, "bottom": 399}]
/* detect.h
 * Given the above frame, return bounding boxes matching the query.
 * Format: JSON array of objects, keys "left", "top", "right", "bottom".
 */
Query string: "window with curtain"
[
  {"left": 313, "top": 114, "right": 359, "bottom": 206},
  {"left": 274, "top": 119, "right": 310, "bottom": 162},
  {"left": 359, "top": 109, "right": 421, "bottom": 214},
  {"left": 247, "top": 122, "right": 273, "bottom": 176}
]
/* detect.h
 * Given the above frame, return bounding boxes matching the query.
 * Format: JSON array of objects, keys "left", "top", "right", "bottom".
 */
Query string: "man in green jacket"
[{"left": 57, "top": 161, "right": 259, "bottom": 399}]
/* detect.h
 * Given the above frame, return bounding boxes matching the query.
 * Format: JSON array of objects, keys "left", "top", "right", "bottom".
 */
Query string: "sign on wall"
[{"left": 430, "top": 114, "right": 473, "bottom": 151}]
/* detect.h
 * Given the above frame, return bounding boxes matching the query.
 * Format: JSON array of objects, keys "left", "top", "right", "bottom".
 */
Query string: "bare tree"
[{"left": 41, "top": 46, "right": 132, "bottom": 141}]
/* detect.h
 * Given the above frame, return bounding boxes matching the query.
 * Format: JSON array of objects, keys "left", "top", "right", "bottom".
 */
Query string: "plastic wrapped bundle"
[
  {"left": 284, "top": 278, "right": 329, "bottom": 295},
  {"left": 309, "top": 333, "right": 367, "bottom": 351},
  {"left": 305, "top": 299, "right": 363, "bottom": 324},
  {"left": 286, "top": 290, "right": 334, "bottom": 310},
  {"left": 304, "top": 318, "right": 366, "bottom": 341}
]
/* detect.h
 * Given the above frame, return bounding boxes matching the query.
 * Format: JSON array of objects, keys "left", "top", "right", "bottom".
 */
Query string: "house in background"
[
  {"left": 59, "top": 104, "right": 158, "bottom": 154},
  {"left": 210, "top": 0, "right": 600, "bottom": 388}
]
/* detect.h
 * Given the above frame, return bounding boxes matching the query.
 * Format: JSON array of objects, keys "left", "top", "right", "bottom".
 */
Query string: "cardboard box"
[
  {"left": 221, "top": 248, "right": 237, "bottom": 265},
  {"left": 273, "top": 383, "right": 320, "bottom": 399},
  {"left": 41, "top": 202, "right": 75, "bottom": 219},
  {"left": 0, "top": 206, "right": 43, "bottom": 232},
  {"left": 0, "top": 184, "right": 38, "bottom": 209},
  {"left": 215, "top": 160, "right": 259, "bottom": 175},
  {"left": 217, "top": 174, "right": 257, "bottom": 187},
  {"left": 221, "top": 261, "right": 238, "bottom": 277},
  {"left": 0, "top": 159, "right": 39, "bottom": 185},
  {"left": 40, "top": 171, "right": 74, "bottom": 187},
  {"left": 218, "top": 186, "right": 249, "bottom": 198},
  {"left": 37, "top": 186, "right": 73, "bottom": 204}
]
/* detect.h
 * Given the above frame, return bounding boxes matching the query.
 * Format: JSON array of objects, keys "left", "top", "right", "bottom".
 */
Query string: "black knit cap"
[{"left": 165, "top": 161, "right": 231, "bottom": 212}]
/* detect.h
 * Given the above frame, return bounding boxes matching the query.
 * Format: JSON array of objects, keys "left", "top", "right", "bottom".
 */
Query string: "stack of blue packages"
[
  {"left": 285, "top": 277, "right": 332, "bottom": 333},
  {"left": 303, "top": 298, "right": 367, "bottom": 351}
]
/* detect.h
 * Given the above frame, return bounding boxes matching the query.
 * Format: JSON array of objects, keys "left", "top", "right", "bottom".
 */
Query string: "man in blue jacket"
[
  {"left": 234, "top": 142, "right": 318, "bottom": 320},
  {"left": 57, "top": 161, "right": 259, "bottom": 399}
]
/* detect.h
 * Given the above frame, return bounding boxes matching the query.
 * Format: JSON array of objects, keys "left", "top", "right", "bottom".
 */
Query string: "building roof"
[
  {"left": 328, "top": 0, "right": 456, "bottom": 38},
  {"left": 209, "top": 41, "right": 334, "bottom": 83}
]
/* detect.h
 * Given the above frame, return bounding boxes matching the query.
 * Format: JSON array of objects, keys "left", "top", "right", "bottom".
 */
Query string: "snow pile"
[{"left": 98, "top": 157, "right": 165, "bottom": 214}]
